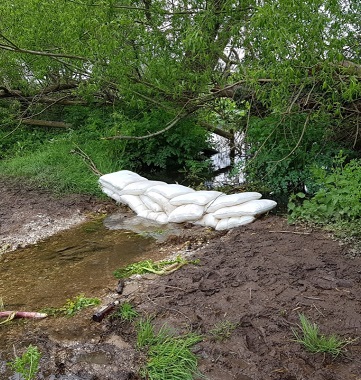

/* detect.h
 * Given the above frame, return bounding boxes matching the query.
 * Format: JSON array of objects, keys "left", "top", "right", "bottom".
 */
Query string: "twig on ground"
[
  {"left": 268, "top": 230, "right": 311, "bottom": 235},
  {"left": 303, "top": 296, "right": 324, "bottom": 301},
  {"left": 312, "top": 303, "right": 325, "bottom": 317}
]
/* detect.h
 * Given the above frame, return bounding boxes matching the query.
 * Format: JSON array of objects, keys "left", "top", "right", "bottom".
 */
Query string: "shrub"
[
  {"left": 244, "top": 113, "right": 346, "bottom": 195},
  {"left": 288, "top": 152, "right": 361, "bottom": 226}
]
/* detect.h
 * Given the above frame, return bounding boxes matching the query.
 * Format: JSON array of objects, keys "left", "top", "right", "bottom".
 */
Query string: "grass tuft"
[
  {"left": 292, "top": 314, "right": 353, "bottom": 357},
  {"left": 136, "top": 318, "right": 203, "bottom": 380},
  {"left": 114, "top": 256, "right": 199, "bottom": 279},
  {"left": 41, "top": 294, "right": 100, "bottom": 317},
  {"left": 209, "top": 320, "right": 237, "bottom": 341},
  {"left": 112, "top": 302, "right": 139, "bottom": 322}
]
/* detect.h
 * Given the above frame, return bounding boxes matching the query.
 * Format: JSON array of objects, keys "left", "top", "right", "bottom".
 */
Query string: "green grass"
[
  {"left": 292, "top": 314, "right": 352, "bottom": 357},
  {"left": 0, "top": 125, "right": 128, "bottom": 196},
  {"left": 112, "top": 302, "right": 139, "bottom": 322},
  {"left": 136, "top": 318, "right": 203, "bottom": 380},
  {"left": 0, "top": 140, "right": 103, "bottom": 195},
  {"left": 209, "top": 320, "right": 238, "bottom": 342},
  {"left": 136, "top": 318, "right": 159, "bottom": 348}
]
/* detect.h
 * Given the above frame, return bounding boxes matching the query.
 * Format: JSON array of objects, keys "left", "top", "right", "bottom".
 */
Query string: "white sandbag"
[
  {"left": 119, "top": 194, "right": 148, "bottom": 214},
  {"left": 101, "top": 186, "right": 115, "bottom": 198},
  {"left": 100, "top": 182, "right": 119, "bottom": 196},
  {"left": 99, "top": 170, "right": 146, "bottom": 191},
  {"left": 146, "top": 191, "right": 177, "bottom": 214},
  {"left": 170, "top": 191, "right": 223, "bottom": 206},
  {"left": 138, "top": 210, "right": 169, "bottom": 224},
  {"left": 100, "top": 186, "right": 122, "bottom": 202},
  {"left": 147, "top": 184, "right": 195, "bottom": 199},
  {"left": 154, "top": 212, "right": 168, "bottom": 224},
  {"left": 206, "top": 192, "right": 262, "bottom": 213},
  {"left": 215, "top": 216, "right": 256, "bottom": 231},
  {"left": 140, "top": 195, "right": 163, "bottom": 212},
  {"left": 193, "top": 213, "right": 218, "bottom": 229},
  {"left": 168, "top": 204, "right": 204, "bottom": 223},
  {"left": 121, "top": 180, "right": 166, "bottom": 196},
  {"left": 111, "top": 193, "right": 122, "bottom": 203},
  {"left": 214, "top": 199, "right": 277, "bottom": 218}
]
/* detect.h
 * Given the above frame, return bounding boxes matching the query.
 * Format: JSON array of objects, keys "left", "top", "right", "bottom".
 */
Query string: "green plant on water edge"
[
  {"left": 113, "top": 256, "right": 200, "bottom": 279},
  {"left": 112, "top": 302, "right": 139, "bottom": 322},
  {"left": 136, "top": 318, "right": 203, "bottom": 380},
  {"left": 292, "top": 314, "right": 354, "bottom": 357},
  {"left": 209, "top": 320, "right": 238, "bottom": 342},
  {"left": 41, "top": 294, "right": 100, "bottom": 317},
  {"left": 7, "top": 345, "right": 41, "bottom": 380}
]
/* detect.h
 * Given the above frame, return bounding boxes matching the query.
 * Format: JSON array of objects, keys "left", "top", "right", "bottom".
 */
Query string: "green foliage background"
[
  {"left": 0, "top": 0, "right": 361, "bottom": 230},
  {"left": 244, "top": 113, "right": 348, "bottom": 195},
  {"left": 288, "top": 153, "right": 361, "bottom": 232}
]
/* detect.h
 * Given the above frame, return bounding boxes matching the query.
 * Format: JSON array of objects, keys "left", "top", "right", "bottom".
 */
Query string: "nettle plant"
[{"left": 288, "top": 152, "right": 361, "bottom": 225}]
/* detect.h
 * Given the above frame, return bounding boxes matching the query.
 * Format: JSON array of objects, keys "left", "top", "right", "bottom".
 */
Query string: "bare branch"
[
  {"left": 71, "top": 145, "right": 103, "bottom": 176},
  {"left": 210, "top": 79, "right": 274, "bottom": 98},
  {"left": 0, "top": 43, "right": 89, "bottom": 61}
]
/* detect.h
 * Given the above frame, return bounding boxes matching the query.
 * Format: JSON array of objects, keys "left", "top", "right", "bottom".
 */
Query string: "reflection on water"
[{"left": 0, "top": 218, "right": 155, "bottom": 310}]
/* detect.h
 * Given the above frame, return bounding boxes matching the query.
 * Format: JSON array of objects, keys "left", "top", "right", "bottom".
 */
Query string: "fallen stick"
[
  {"left": 268, "top": 230, "right": 311, "bottom": 235},
  {"left": 0, "top": 311, "right": 48, "bottom": 319}
]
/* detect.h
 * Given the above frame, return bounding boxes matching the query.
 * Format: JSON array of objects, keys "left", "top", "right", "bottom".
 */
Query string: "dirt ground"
[{"left": 1, "top": 179, "right": 361, "bottom": 380}]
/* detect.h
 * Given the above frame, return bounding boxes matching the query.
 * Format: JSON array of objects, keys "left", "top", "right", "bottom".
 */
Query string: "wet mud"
[{"left": 0, "top": 178, "right": 361, "bottom": 380}]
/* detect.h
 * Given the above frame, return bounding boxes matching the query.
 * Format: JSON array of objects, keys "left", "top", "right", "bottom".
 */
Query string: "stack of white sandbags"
[{"left": 99, "top": 170, "right": 277, "bottom": 231}]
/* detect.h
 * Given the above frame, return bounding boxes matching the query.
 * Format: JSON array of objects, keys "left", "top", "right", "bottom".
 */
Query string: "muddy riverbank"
[{"left": 1, "top": 179, "right": 361, "bottom": 380}]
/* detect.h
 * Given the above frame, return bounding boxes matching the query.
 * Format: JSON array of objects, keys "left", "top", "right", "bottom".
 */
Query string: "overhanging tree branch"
[
  {"left": 102, "top": 110, "right": 192, "bottom": 140},
  {"left": 199, "top": 121, "right": 234, "bottom": 140}
]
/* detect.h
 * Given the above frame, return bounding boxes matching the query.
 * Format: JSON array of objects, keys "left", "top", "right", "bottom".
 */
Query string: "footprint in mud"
[{"left": 199, "top": 271, "right": 223, "bottom": 296}]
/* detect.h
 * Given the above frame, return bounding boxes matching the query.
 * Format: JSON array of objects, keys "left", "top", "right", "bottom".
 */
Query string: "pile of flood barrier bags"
[{"left": 99, "top": 170, "right": 277, "bottom": 231}]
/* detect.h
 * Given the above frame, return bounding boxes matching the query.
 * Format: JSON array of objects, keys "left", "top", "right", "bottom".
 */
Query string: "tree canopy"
[{"left": 1, "top": 0, "right": 360, "bottom": 157}]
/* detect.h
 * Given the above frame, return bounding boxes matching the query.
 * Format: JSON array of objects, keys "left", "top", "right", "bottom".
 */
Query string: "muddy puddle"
[
  {"left": 0, "top": 214, "right": 183, "bottom": 360},
  {"left": 0, "top": 217, "right": 161, "bottom": 311}
]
